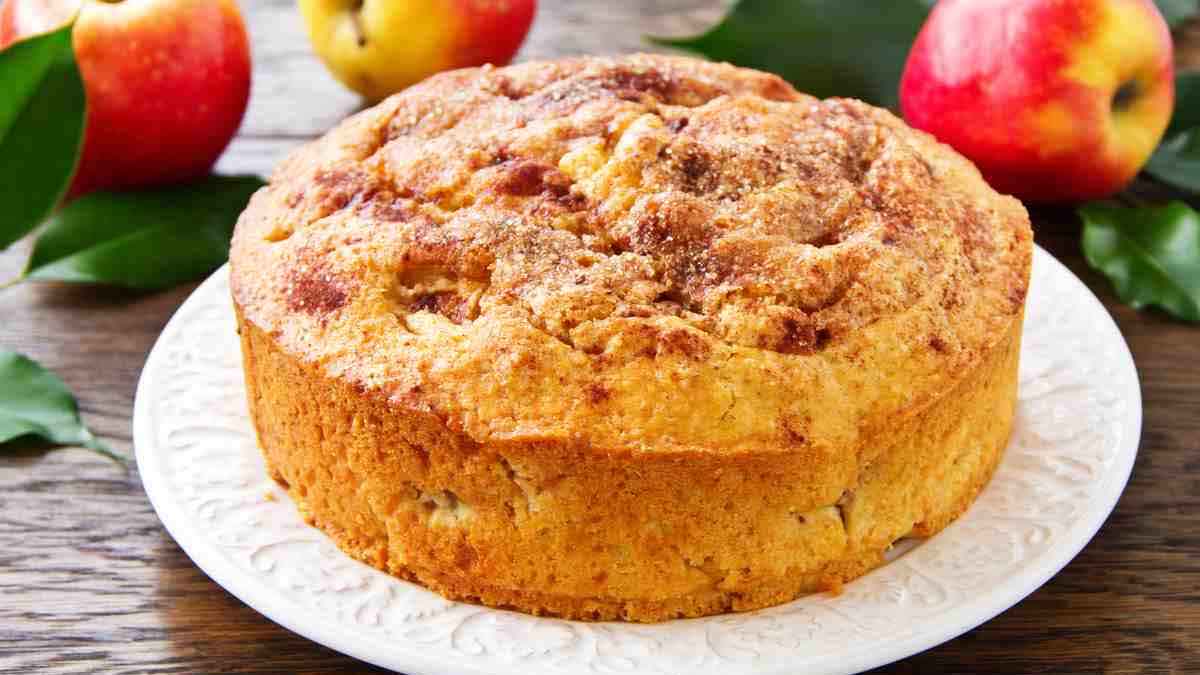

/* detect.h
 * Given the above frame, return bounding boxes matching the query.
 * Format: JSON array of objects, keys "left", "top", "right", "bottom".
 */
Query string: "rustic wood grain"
[{"left": 1, "top": 1, "right": 1198, "bottom": 673}]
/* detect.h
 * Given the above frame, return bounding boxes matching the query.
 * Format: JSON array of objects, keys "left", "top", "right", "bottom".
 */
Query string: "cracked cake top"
[{"left": 231, "top": 54, "right": 1032, "bottom": 456}]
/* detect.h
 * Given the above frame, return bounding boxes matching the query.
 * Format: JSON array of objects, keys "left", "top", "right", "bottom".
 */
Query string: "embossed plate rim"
[{"left": 135, "top": 245, "right": 1141, "bottom": 675}]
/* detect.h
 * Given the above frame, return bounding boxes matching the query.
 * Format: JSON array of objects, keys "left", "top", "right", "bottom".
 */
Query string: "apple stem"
[{"left": 351, "top": 0, "right": 367, "bottom": 47}]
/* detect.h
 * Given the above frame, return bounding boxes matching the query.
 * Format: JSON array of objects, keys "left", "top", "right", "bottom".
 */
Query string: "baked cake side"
[{"left": 238, "top": 308, "right": 1020, "bottom": 621}]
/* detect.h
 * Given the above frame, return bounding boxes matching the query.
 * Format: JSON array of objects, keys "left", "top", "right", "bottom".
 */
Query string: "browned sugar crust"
[{"left": 230, "top": 54, "right": 1033, "bottom": 622}]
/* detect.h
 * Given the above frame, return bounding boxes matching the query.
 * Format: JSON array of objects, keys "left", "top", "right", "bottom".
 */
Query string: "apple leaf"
[
  {"left": 1148, "top": 73, "right": 1200, "bottom": 191},
  {"left": 647, "top": 0, "right": 929, "bottom": 109},
  {"left": 1166, "top": 71, "right": 1200, "bottom": 138},
  {"left": 1080, "top": 202, "right": 1200, "bottom": 322},
  {"left": 20, "top": 175, "right": 265, "bottom": 289},
  {"left": 0, "top": 349, "right": 121, "bottom": 462},
  {"left": 1144, "top": 129, "right": 1200, "bottom": 193},
  {"left": 0, "top": 23, "right": 86, "bottom": 251},
  {"left": 1154, "top": 0, "right": 1199, "bottom": 27}
]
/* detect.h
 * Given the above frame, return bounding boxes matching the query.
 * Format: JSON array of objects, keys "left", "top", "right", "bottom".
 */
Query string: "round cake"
[{"left": 230, "top": 54, "right": 1033, "bottom": 622}]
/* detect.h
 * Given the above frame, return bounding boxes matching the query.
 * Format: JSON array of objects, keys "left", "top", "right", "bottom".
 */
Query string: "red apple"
[
  {"left": 900, "top": 0, "right": 1174, "bottom": 203},
  {"left": 0, "top": 0, "right": 252, "bottom": 198}
]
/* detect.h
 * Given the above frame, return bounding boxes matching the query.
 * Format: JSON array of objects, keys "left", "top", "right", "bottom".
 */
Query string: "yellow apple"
[{"left": 299, "top": 0, "right": 536, "bottom": 102}]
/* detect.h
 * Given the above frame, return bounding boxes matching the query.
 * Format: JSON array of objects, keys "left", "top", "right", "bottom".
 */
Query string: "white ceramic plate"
[{"left": 136, "top": 246, "right": 1141, "bottom": 675}]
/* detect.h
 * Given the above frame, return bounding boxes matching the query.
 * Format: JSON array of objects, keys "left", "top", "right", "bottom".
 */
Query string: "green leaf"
[
  {"left": 1146, "top": 72, "right": 1200, "bottom": 191},
  {"left": 0, "top": 350, "right": 121, "bottom": 461},
  {"left": 21, "top": 175, "right": 265, "bottom": 290},
  {"left": 1154, "top": 0, "right": 1199, "bottom": 27},
  {"left": 0, "top": 23, "right": 86, "bottom": 250},
  {"left": 1144, "top": 129, "right": 1200, "bottom": 193},
  {"left": 1080, "top": 201, "right": 1200, "bottom": 322},
  {"left": 1167, "top": 71, "right": 1200, "bottom": 138},
  {"left": 648, "top": 0, "right": 930, "bottom": 108}
]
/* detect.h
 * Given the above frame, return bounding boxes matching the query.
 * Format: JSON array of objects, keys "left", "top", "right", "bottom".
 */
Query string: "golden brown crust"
[{"left": 230, "top": 54, "right": 1033, "bottom": 622}]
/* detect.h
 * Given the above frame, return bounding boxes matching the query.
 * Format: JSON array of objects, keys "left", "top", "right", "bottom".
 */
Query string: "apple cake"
[{"left": 230, "top": 54, "right": 1032, "bottom": 622}]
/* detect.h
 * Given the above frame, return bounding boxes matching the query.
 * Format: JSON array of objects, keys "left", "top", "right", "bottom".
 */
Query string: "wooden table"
[{"left": 2, "top": 2, "right": 1197, "bottom": 672}]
